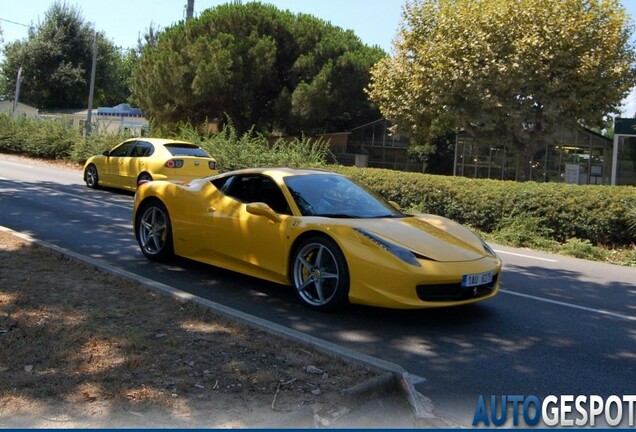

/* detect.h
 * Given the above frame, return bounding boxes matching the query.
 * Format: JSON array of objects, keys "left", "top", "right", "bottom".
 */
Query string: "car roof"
[
  {"left": 215, "top": 167, "right": 341, "bottom": 182},
  {"left": 123, "top": 138, "right": 199, "bottom": 146}
]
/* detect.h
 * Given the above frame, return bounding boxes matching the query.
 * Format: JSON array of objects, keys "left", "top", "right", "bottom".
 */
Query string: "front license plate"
[{"left": 462, "top": 271, "right": 493, "bottom": 288}]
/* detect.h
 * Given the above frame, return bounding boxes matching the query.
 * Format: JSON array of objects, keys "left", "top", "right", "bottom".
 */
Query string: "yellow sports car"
[
  {"left": 83, "top": 138, "right": 218, "bottom": 191},
  {"left": 133, "top": 168, "right": 501, "bottom": 310}
]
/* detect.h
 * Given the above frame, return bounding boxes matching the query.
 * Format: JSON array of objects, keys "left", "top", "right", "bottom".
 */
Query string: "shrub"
[
  {"left": 0, "top": 115, "right": 80, "bottom": 159},
  {"left": 173, "top": 122, "right": 332, "bottom": 172},
  {"left": 559, "top": 238, "right": 607, "bottom": 261},
  {"left": 628, "top": 201, "right": 636, "bottom": 236},
  {"left": 490, "top": 217, "right": 559, "bottom": 249}
]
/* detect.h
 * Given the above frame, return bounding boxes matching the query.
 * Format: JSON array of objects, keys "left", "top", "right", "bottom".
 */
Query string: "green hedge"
[
  {"left": 332, "top": 166, "right": 636, "bottom": 247},
  {"left": 0, "top": 114, "right": 81, "bottom": 159}
]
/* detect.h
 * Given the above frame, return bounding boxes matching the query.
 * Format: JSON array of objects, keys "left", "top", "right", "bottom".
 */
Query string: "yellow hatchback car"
[{"left": 83, "top": 138, "right": 218, "bottom": 191}]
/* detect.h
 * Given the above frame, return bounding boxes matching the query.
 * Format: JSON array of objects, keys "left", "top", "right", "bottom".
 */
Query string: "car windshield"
[
  {"left": 284, "top": 174, "right": 405, "bottom": 218},
  {"left": 164, "top": 144, "right": 210, "bottom": 157}
]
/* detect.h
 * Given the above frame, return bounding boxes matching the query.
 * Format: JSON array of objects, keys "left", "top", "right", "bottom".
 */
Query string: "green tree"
[
  {"left": 121, "top": 24, "right": 163, "bottom": 107},
  {"left": 0, "top": 2, "right": 130, "bottom": 108},
  {"left": 368, "top": 0, "right": 636, "bottom": 179},
  {"left": 134, "top": 2, "right": 385, "bottom": 134}
]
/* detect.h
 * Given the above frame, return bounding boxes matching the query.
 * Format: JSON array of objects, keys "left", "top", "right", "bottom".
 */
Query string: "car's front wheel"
[
  {"left": 84, "top": 164, "right": 99, "bottom": 188},
  {"left": 292, "top": 236, "right": 349, "bottom": 311},
  {"left": 136, "top": 200, "right": 174, "bottom": 261}
]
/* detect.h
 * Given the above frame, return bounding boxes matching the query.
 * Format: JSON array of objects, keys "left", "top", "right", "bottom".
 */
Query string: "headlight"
[
  {"left": 481, "top": 239, "right": 497, "bottom": 257},
  {"left": 355, "top": 228, "right": 422, "bottom": 267}
]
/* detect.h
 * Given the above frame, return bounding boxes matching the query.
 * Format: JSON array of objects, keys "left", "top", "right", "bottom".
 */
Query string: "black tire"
[
  {"left": 136, "top": 200, "right": 174, "bottom": 261},
  {"left": 138, "top": 172, "right": 153, "bottom": 183},
  {"left": 84, "top": 164, "right": 99, "bottom": 188},
  {"left": 291, "top": 236, "right": 349, "bottom": 311}
]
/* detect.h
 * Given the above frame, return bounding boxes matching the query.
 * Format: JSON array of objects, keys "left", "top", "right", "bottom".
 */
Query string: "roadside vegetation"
[{"left": 1, "top": 114, "right": 635, "bottom": 266}]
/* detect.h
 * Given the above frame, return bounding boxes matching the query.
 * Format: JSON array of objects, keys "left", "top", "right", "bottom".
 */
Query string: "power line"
[{"left": 0, "top": 17, "right": 32, "bottom": 28}]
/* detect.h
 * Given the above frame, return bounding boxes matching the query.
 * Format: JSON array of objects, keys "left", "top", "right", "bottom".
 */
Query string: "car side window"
[
  {"left": 258, "top": 177, "right": 292, "bottom": 215},
  {"left": 132, "top": 141, "right": 153, "bottom": 157},
  {"left": 110, "top": 141, "right": 136, "bottom": 157},
  {"left": 214, "top": 175, "right": 291, "bottom": 215},
  {"left": 211, "top": 176, "right": 230, "bottom": 191}
]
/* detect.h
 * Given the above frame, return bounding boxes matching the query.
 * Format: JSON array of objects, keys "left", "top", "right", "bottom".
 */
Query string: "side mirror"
[
  {"left": 246, "top": 202, "right": 282, "bottom": 223},
  {"left": 102, "top": 150, "right": 110, "bottom": 156}
]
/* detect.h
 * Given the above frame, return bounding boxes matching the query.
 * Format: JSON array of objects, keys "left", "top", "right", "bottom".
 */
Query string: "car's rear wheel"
[
  {"left": 136, "top": 200, "right": 173, "bottom": 261},
  {"left": 84, "top": 164, "right": 99, "bottom": 188},
  {"left": 292, "top": 236, "right": 349, "bottom": 311},
  {"left": 138, "top": 172, "right": 152, "bottom": 183}
]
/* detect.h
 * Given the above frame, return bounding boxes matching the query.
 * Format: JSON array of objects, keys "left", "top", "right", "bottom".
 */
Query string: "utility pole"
[
  {"left": 12, "top": 66, "right": 22, "bottom": 118},
  {"left": 186, "top": 0, "right": 195, "bottom": 19},
  {"left": 85, "top": 30, "right": 98, "bottom": 136}
]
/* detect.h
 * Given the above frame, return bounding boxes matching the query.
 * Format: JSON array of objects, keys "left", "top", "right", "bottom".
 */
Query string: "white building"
[{"left": 39, "top": 103, "right": 149, "bottom": 136}]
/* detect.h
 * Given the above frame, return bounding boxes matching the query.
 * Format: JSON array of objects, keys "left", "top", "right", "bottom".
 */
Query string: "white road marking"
[
  {"left": 494, "top": 249, "right": 558, "bottom": 262},
  {"left": 502, "top": 289, "right": 636, "bottom": 322}
]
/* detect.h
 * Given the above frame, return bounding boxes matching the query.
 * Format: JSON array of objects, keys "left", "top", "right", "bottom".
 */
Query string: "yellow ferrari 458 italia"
[
  {"left": 133, "top": 168, "right": 502, "bottom": 311},
  {"left": 83, "top": 138, "right": 218, "bottom": 191}
]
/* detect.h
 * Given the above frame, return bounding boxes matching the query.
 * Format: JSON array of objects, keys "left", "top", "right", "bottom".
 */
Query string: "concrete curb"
[{"left": 0, "top": 225, "right": 434, "bottom": 424}]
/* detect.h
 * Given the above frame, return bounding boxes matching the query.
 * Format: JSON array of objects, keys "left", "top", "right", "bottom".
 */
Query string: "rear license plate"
[{"left": 462, "top": 271, "right": 493, "bottom": 288}]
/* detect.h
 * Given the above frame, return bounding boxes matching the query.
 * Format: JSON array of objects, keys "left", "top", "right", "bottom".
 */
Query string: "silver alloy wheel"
[
  {"left": 293, "top": 242, "right": 340, "bottom": 307},
  {"left": 85, "top": 165, "right": 98, "bottom": 188},
  {"left": 138, "top": 205, "right": 169, "bottom": 256}
]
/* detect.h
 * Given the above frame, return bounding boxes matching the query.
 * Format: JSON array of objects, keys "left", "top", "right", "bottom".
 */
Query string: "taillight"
[
  {"left": 209, "top": 161, "right": 218, "bottom": 170},
  {"left": 165, "top": 159, "right": 184, "bottom": 168}
]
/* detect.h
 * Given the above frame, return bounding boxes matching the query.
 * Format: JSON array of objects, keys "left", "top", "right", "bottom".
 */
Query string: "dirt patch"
[{"left": 0, "top": 229, "right": 384, "bottom": 428}]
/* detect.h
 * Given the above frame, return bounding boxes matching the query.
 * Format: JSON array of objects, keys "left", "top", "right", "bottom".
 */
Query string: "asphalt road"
[{"left": 1, "top": 155, "right": 634, "bottom": 427}]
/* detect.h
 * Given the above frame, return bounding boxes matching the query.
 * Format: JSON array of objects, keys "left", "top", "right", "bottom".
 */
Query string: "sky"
[
  {"left": 0, "top": 0, "right": 402, "bottom": 52},
  {"left": 1, "top": 0, "right": 636, "bottom": 115}
]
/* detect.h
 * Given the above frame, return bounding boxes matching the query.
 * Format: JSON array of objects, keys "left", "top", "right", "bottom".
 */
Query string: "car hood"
[{"left": 352, "top": 214, "right": 489, "bottom": 262}]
